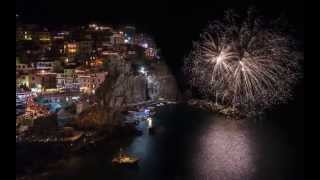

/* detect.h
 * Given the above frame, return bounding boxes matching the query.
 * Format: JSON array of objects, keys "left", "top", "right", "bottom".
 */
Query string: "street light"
[{"left": 139, "top": 66, "right": 146, "bottom": 75}]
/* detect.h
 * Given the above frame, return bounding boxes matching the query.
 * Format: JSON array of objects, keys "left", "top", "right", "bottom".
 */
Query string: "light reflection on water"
[
  {"left": 193, "top": 117, "right": 257, "bottom": 180},
  {"left": 25, "top": 104, "right": 302, "bottom": 180},
  {"left": 125, "top": 120, "right": 155, "bottom": 164}
]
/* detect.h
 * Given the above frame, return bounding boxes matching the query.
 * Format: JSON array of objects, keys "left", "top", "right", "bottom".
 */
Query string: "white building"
[
  {"left": 16, "top": 63, "right": 35, "bottom": 73},
  {"left": 56, "top": 69, "right": 80, "bottom": 92},
  {"left": 110, "top": 33, "right": 124, "bottom": 45},
  {"left": 16, "top": 73, "right": 41, "bottom": 89},
  {"left": 145, "top": 48, "right": 157, "bottom": 58},
  {"left": 78, "top": 72, "right": 108, "bottom": 94},
  {"left": 35, "top": 61, "right": 55, "bottom": 72}
]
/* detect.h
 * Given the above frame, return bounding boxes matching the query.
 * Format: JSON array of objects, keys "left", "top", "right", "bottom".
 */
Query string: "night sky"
[{"left": 16, "top": 0, "right": 304, "bottom": 75}]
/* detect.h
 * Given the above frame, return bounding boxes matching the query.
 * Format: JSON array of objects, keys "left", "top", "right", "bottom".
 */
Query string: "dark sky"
[
  {"left": 16, "top": 0, "right": 304, "bottom": 141},
  {"left": 16, "top": 0, "right": 304, "bottom": 74}
]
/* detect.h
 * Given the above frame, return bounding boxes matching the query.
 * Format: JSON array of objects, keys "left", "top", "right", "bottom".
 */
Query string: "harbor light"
[
  {"left": 147, "top": 117, "right": 152, "bottom": 128},
  {"left": 142, "top": 43, "right": 148, "bottom": 48}
]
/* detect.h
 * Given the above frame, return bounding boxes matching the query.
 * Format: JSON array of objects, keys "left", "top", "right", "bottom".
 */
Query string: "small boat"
[
  {"left": 149, "top": 111, "right": 156, "bottom": 116},
  {"left": 112, "top": 150, "right": 139, "bottom": 165},
  {"left": 156, "top": 103, "right": 164, "bottom": 107},
  {"left": 148, "top": 106, "right": 155, "bottom": 110}
]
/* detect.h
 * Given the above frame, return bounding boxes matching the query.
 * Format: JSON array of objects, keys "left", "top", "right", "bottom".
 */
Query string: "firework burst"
[{"left": 184, "top": 9, "right": 302, "bottom": 113}]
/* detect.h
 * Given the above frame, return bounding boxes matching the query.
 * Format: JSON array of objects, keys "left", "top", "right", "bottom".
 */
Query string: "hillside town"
[
  {"left": 16, "top": 22, "right": 162, "bottom": 143},
  {"left": 16, "top": 23, "right": 158, "bottom": 93}
]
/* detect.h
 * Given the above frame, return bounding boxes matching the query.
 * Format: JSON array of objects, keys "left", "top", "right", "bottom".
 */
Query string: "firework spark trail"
[{"left": 184, "top": 9, "right": 301, "bottom": 113}]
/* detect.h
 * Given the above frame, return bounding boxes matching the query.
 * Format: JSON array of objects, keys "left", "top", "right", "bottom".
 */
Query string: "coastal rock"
[
  {"left": 97, "top": 57, "right": 180, "bottom": 108},
  {"left": 74, "top": 55, "right": 180, "bottom": 129},
  {"left": 187, "top": 99, "right": 244, "bottom": 118},
  {"left": 73, "top": 105, "right": 123, "bottom": 129}
]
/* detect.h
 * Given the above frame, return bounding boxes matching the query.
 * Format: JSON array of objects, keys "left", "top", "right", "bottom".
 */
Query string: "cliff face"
[
  {"left": 97, "top": 58, "right": 180, "bottom": 108},
  {"left": 149, "top": 62, "right": 179, "bottom": 101},
  {"left": 75, "top": 57, "right": 180, "bottom": 129},
  {"left": 73, "top": 105, "right": 123, "bottom": 129}
]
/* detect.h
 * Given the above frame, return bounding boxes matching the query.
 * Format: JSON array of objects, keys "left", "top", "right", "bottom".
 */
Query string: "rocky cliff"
[
  {"left": 97, "top": 57, "right": 180, "bottom": 108},
  {"left": 75, "top": 56, "right": 180, "bottom": 129}
]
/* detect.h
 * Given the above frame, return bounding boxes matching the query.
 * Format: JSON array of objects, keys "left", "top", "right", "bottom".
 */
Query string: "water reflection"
[
  {"left": 193, "top": 117, "right": 256, "bottom": 180},
  {"left": 126, "top": 120, "right": 154, "bottom": 160},
  {"left": 22, "top": 105, "right": 302, "bottom": 180}
]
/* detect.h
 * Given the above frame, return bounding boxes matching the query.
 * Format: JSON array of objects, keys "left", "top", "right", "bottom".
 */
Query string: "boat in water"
[{"left": 112, "top": 149, "right": 139, "bottom": 165}]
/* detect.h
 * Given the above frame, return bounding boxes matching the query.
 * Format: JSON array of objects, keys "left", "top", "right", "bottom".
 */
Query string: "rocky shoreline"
[
  {"left": 186, "top": 99, "right": 247, "bottom": 119},
  {"left": 16, "top": 100, "right": 170, "bottom": 180},
  {"left": 16, "top": 119, "right": 140, "bottom": 180}
]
